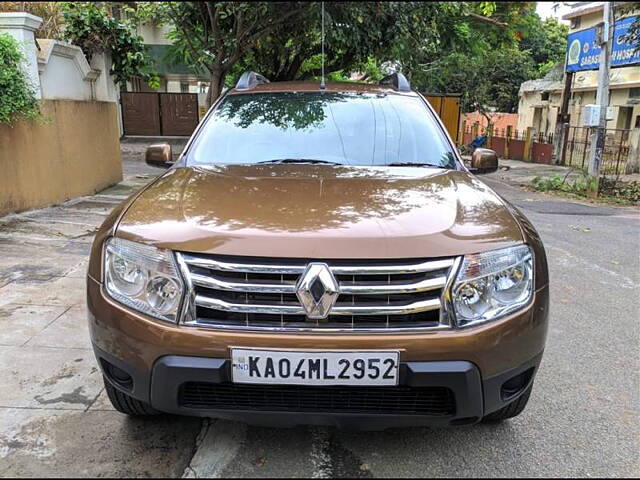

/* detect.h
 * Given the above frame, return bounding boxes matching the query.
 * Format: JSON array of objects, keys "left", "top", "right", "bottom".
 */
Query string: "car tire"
[
  {"left": 482, "top": 384, "right": 533, "bottom": 422},
  {"left": 104, "top": 376, "right": 160, "bottom": 416}
]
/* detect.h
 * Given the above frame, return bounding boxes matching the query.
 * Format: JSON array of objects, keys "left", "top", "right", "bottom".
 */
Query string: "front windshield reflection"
[{"left": 189, "top": 92, "right": 456, "bottom": 169}]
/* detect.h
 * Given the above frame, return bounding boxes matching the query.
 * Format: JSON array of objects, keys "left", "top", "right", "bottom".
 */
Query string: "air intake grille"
[
  {"left": 177, "top": 253, "right": 458, "bottom": 331},
  {"left": 179, "top": 382, "right": 456, "bottom": 416}
]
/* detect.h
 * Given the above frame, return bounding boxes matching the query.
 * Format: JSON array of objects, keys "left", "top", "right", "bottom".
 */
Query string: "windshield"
[{"left": 188, "top": 91, "right": 457, "bottom": 168}]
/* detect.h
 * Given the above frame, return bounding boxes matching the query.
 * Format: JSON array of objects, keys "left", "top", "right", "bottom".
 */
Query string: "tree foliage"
[
  {"left": 238, "top": 2, "right": 470, "bottom": 82},
  {"left": 60, "top": 2, "right": 158, "bottom": 89},
  {"left": 519, "top": 17, "right": 568, "bottom": 76},
  {"left": 414, "top": 2, "right": 568, "bottom": 114},
  {"left": 420, "top": 49, "right": 536, "bottom": 114},
  {"left": 0, "top": 33, "right": 40, "bottom": 125},
  {"left": 120, "top": 1, "right": 568, "bottom": 113},
  {"left": 142, "top": 2, "right": 313, "bottom": 104}
]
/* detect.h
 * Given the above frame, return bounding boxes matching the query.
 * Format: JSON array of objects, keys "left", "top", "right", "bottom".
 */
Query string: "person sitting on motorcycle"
[{"left": 470, "top": 132, "right": 488, "bottom": 149}]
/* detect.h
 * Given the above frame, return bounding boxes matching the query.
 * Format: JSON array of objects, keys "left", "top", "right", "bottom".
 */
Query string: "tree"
[
  {"left": 123, "top": 1, "right": 564, "bottom": 117},
  {"left": 517, "top": 13, "right": 568, "bottom": 76},
  {"left": 414, "top": 2, "right": 566, "bottom": 116},
  {"left": 420, "top": 48, "right": 534, "bottom": 117},
  {"left": 238, "top": 2, "right": 470, "bottom": 83},
  {"left": 156, "top": 2, "right": 313, "bottom": 105}
]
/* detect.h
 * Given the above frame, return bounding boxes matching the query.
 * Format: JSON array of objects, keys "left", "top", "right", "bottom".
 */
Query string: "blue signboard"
[{"left": 566, "top": 16, "right": 640, "bottom": 72}]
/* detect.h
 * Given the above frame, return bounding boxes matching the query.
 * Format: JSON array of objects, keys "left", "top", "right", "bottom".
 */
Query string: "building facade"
[{"left": 517, "top": 2, "right": 640, "bottom": 136}]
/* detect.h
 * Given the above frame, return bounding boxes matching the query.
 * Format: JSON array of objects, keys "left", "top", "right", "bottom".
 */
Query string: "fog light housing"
[
  {"left": 501, "top": 367, "right": 534, "bottom": 400},
  {"left": 101, "top": 359, "right": 133, "bottom": 391}
]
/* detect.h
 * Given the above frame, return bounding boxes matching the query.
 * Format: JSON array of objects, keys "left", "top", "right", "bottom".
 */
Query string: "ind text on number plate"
[{"left": 231, "top": 348, "right": 399, "bottom": 386}]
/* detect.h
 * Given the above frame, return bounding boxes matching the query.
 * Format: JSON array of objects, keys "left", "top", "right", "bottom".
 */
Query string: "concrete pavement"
[
  {"left": 491, "top": 158, "right": 640, "bottom": 190},
  {"left": 0, "top": 158, "right": 638, "bottom": 477},
  {"left": 0, "top": 160, "right": 202, "bottom": 477}
]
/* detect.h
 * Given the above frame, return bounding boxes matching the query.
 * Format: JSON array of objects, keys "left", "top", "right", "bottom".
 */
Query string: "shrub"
[
  {"left": 531, "top": 172, "right": 640, "bottom": 204},
  {"left": 61, "top": 2, "right": 159, "bottom": 89},
  {"left": 600, "top": 179, "right": 640, "bottom": 203},
  {"left": 0, "top": 33, "right": 40, "bottom": 125},
  {"left": 531, "top": 173, "right": 585, "bottom": 193}
]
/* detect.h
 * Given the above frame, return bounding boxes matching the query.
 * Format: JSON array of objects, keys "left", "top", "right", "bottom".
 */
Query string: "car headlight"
[
  {"left": 452, "top": 244, "right": 533, "bottom": 327},
  {"left": 103, "top": 237, "right": 184, "bottom": 323}
]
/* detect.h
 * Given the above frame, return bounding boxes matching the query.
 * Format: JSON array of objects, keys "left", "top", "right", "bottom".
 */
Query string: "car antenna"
[{"left": 320, "top": 1, "right": 326, "bottom": 90}]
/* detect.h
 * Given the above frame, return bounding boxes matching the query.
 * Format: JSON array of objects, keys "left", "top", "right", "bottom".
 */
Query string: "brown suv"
[{"left": 88, "top": 72, "right": 548, "bottom": 429}]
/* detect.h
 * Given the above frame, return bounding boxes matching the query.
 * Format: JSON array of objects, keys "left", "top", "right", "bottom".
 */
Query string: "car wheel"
[
  {"left": 103, "top": 376, "right": 160, "bottom": 416},
  {"left": 482, "top": 383, "right": 533, "bottom": 422}
]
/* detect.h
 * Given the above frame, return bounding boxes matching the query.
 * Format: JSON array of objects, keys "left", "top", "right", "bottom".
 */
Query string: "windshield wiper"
[
  {"left": 386, "top": 162, "right": 445, "bottom": 168},
  {"left": 257, "top": 158, "right": 343, "bottom": 165}
]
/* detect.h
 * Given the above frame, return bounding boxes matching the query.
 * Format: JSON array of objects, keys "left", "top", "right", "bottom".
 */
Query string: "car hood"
[{"left": 116, "top": 165, "right": 524, "bottom": 259}]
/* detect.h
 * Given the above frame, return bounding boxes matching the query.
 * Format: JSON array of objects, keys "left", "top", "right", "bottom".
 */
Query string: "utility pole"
[
  {"left": 552, "top": 65, "right": 573, "bottom": 165},
  {"left": 586, "top": 1, "right": 613, "bottom": 198}
]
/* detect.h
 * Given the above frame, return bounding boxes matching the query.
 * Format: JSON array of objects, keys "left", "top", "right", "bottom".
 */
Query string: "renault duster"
[{"left": 87, "top": 72, "right": 549, "bottom": 429}]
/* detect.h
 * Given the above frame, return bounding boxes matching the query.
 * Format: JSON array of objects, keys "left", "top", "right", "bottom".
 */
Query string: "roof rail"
[
  {"left": 378, "top": 72, "right": 411, "bottom": 92},
  {"left": 235, "top": 71, "right": 270, "bottom": 90}
]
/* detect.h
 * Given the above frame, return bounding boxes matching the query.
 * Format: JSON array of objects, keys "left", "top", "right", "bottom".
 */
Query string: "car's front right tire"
[{"left": 103, "top": 376, "right": 160, "bottom": 416}]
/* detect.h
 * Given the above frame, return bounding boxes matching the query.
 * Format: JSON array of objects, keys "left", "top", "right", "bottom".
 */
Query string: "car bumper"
[
  {"left": 95, "top": 343, "right": 542, "bottom": 429},
  {"left": 88, "top": 275, "right": 548, "bottom": 428}
]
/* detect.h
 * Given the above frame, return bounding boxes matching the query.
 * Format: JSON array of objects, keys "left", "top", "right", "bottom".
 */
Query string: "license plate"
[{"left": 231, "top": 348, "right": 399, "bottom": 386}]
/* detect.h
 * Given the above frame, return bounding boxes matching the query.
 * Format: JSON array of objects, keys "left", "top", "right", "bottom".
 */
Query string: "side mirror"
[
  {"left": 470, "top": 148, "right": 498, "bottom": 174},
  {"left": 145, "top": 143, "right": 174, "bottom": 168}
]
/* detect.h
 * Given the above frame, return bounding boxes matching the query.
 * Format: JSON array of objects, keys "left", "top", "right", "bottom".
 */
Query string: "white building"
[{"left": 517, "top": 2, "right": 640, "bottom": 135}]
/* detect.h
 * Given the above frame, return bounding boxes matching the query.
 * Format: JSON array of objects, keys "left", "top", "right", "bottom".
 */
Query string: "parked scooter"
[{"left": 459, "top": 132, "right": 488, "bottom": 156}]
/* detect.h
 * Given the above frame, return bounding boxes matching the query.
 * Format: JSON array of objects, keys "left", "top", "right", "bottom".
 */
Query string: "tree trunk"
[{"left": 206, "top": 70, "right": 224, "bottom": 108}]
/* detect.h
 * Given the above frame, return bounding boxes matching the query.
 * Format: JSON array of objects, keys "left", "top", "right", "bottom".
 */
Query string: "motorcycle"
[{"left": 459, "top": 132, "right": 488, "bottom": 156}]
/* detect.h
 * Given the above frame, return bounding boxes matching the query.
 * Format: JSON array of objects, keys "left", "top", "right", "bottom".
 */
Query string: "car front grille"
[
  {"left": 176, "top": 253, "right": 459, "bottom": 331},
  {"left": 179, "top": 382, "right": 456, "bottom": 416}
]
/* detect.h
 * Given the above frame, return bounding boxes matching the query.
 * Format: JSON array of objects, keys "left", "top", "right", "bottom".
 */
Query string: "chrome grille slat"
[
  {"left": 195, "top": 294, "right": 441, "bottom": 316},
  {"left": 191, "top": 272, "right": 297, "bottom": 293},
  {"left": 183, "top": 254, "right": 454, "bottom": 276},
  {"left": 177, "top": 253, "right": 460, "bottom": 332},
  {"left": 335, "top": 275, "right": 448, "bottom": 294},
  {"left": 190, "top": 272, "right": 447, "bottom": 295}
]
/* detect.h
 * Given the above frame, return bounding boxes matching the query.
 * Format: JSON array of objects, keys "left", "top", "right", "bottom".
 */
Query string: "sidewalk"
[
  {"left": 0, "top": 156, "right": 201, "bottom": 476},
  {"left": 491, "top": 158, "right": 583, "bottom": 188},
  {"left": 489, "top": 158, "right": 640, "bottom": 188}
]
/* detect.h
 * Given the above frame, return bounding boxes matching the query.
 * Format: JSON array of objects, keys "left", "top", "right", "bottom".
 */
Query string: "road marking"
[
  {"left": 182, "top": 419, "right": 246, "bottom": 478},
  {"left": 549, "top": 245, "right": 638, "bottom": 289}
]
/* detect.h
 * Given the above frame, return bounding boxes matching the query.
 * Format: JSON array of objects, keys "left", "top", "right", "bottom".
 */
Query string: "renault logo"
[{"left": 296, "top": 263, "right": 339, "bottom": 320}]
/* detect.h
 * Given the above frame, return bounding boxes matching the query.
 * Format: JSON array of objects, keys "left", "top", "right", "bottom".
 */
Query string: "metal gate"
[
  {"left": 121, "top": 92, "right": 199, "bottom": 136},
  {"left": 563, "top": 127, "right": 631, "bottom": 175},
  {"left": 121, "top": 92, "right": 161, "bottom": 136},
  {"left": 423, "top": 93, "right": 462, "bottom": 143}
]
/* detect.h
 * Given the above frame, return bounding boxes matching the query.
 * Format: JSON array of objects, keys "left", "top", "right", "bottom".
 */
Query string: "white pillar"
[
  {"left": 90, "top": 51, "right": 120, "bottom": 102},
  {"left": 0, "top": 13, "right": 43, "bottom": 99}
]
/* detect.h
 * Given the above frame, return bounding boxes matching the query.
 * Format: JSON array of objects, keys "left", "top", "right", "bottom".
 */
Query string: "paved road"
[
  {"left": 190, "top": 175, "right": 639, "bottom": 479},
  {"left": 0, "top": 161, "right": 638, "bottom": 477}
]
